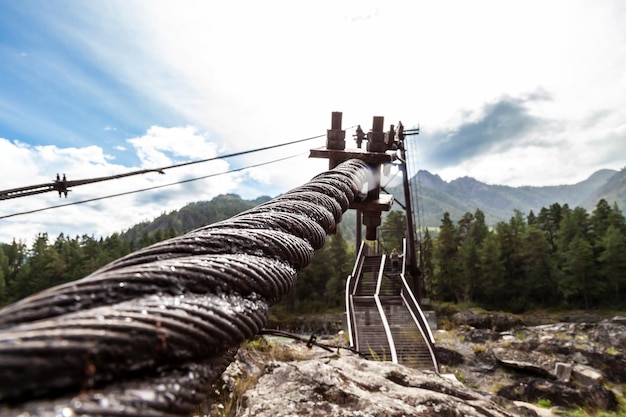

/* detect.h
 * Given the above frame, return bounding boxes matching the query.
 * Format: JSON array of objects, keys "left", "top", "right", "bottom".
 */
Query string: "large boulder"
[
  {"left": 204, "top": 342, "right": 525, "bottom": 417},
  {"left": 450, "top": 310, "right": 524, "bottom": 331},
  {"left": 239, "top": 354, "right": 516, "bottom": 417},
  {"left": 200, "top": 312, "right": 625, "bottom": 417}
]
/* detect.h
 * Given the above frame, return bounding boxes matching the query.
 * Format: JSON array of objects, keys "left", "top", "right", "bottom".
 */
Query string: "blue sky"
[
  {"left": 1, "top": 0, "right": 626, "bottom": 244},
  {"left": 0, "top": 1, "right": 187, "bottom": 162}
]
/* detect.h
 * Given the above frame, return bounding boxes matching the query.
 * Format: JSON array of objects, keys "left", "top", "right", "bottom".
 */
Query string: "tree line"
[
  {"left": 0, "top": 224, "right": 356, "bottom": 312},
  {"left": 0, "top": 233, "right": 134, "bottom": 307},
  {"left": 1, "top": 198, "right": 624, "bottom": 314},
  {"left": 423, "top": 199, "right": 626, "bottom": 312}
]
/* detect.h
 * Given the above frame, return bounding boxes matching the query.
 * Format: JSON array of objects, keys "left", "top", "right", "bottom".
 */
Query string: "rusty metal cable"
[{"left": 0, "top": 158, "right": 370, "bottom": 417}]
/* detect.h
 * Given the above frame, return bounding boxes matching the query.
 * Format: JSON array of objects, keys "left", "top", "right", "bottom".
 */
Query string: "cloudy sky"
[{"left": 1, "top": 0, "right": 625, "bottom": 244}]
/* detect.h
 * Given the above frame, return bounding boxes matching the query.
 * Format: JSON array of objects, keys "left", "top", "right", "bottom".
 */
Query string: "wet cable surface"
[{"left": 0, "top": 159, "right": 370, "bottom": 417}]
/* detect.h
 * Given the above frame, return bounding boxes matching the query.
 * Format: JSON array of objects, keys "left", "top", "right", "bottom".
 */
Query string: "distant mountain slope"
[
  {"left": 120, "top": 193, "right": 271, "bottom": 247},
  {"left": 583, "top": 169, "right": 626, "bottom": 211},
  {"left": 397, "top": 168, "right": 623, "bottom": 226},
  {"left": 119, "top": 169, "right": 625, "bottom": 242},
  {"left": 119, "top": 192, "right": 358, "bottom": 248}
]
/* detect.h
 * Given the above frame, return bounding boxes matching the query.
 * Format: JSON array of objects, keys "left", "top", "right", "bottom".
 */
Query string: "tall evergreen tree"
[
  {"left": 324, "top": 229, "right": 353, "bottom": 309},
  {"left": 557, "top": 206, "right": 590, "bottom": 251},
  {"left": 102, "top": 233, "right": 132, "bottom": 264},
  {"left": 598, "top": 225, "right": 626, "bottom": 305},
  {"left": 556, "top": 206, "right": 597, "bottom": 307},
  {"left": 53, "top": 233, "right": 82, "bottom": 282},
  {"left": 0, "top": 239, "right": 27, "bottom": 305},
  {"left": 458, "top": 236, "right": 479, "bottom": 303},
  {"left": 537, "top": 203, "right": 565, "bottom": 252},
  {"left": 561, "top": 234, "right": 595, "bottom": 309},
  {"left": 433, "top": 212, "right": 460, "bottom": 302},
  {"left": 590, "top": 199, "right": 613, "bottom": 241},
  {"left": 420, "top": 229, "right": 435, "bottom": 298},
  {"left": 455, "top": 210, "right": 488, "bottom": 303},
  {"left": 608, "top": 202, "right": 626, "bottom": 233},
  {"left": 294, "top": 245, "right": 333, "bottom": 312},
  {"left": 520, "top": 226, "right": 559, "bottom": 307},
  {"left": 494, "top": 212, "right": 527, "bottom": 312},
  {"left": 469, "top": 209, "right": 489, "bottom": 245},
  {"left": 380, "top": 211, "right": 406, "bottom": 253},
  {"left": 476, "top": 232, "right": 506, "bottom": 309},
  {"left": 77, "top": 235, "right": 107, "bottom": 278},
  {"left": 12, "top": 234, "right": 65, "bottom": 300}
]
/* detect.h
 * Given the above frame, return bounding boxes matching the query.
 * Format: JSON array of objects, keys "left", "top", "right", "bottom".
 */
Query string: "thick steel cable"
[{"left": 0, "top": 159, "right": 371, "bottom": 417}]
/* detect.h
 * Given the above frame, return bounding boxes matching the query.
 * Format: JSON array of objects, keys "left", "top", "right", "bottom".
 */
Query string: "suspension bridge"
[{"left": 0, "top": 112, "right": 438, "bottom": 416}]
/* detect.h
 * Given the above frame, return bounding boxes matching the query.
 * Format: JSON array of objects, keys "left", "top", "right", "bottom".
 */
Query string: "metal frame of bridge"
[
  {"left": 0, "top": 111, "right": 438, "bottom": 415},
  {"left": 345, "top": 240, "right": 438, "bottom": 371},
  {"left": 311, "top": 112, "right": 439, "bottom": 372}
]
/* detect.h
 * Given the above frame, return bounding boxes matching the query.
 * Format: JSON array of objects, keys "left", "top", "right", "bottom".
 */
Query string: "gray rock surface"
[
  {"left": 197, "top": 313, "right": 625, "bottom": 416},
  {"left": 210, "top": 348, "right": 519, "bottom": 417}
]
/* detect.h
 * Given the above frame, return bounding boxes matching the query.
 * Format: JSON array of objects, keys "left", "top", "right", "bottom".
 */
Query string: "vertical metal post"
[
  {"left": 400, "top": 151, "right": 422, "bottom": 300},
  {"left": 326, "top": 111, "right": 346, "bottom": 169},
  {"left": 363, "top": 116, "right": 385, "bottom": 241},
  {"left": 355, "top": 209, "right": 362, "bottom": 255},
  {"left": 396, "top": 122, "right": 422, "bottom": 300}
]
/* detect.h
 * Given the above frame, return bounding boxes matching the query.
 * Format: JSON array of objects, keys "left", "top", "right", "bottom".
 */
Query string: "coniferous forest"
[
  {"left": 1, "top": 197, "right": 625, "bottom": 314},
  {"left": 424, "top": 199, "right": 626, "bottom": 312}
]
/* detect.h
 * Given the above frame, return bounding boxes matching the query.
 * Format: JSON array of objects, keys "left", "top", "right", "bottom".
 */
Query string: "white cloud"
[
  {"left": 33, "top": 0, "right": 620, "bottom": 198},
  {"left": 0, "top": 126, "right": 240, "bottom": 244},
  {"left": 3, "top": 0, "right": 626, "bottom": 243},
  {"left": 127, "top": 125, "right": 218, "bottom": 168}
]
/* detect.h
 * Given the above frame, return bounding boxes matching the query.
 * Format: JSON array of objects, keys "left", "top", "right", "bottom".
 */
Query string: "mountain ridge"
[
  {"left": 400, "top": 167, "right": 624, "bottom": 226},
  {"left": 119, "top": 168, "right": 626, "bottom": 242}
]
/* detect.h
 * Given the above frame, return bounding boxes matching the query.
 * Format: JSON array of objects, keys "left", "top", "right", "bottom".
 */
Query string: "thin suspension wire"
[
  {"left": 0, "top": 151, "right": 312, "bottom": 220},
  {"left": 406, "top": 135, "right": 424, "bottom": 241},
  {"left": 0, "top": 159, "right": 371, "bottom": 415},
  {"left": 0, "top": 130, "right": 353, "bottom": 202},
  {"left": 151, "top": 133, "right": 329, "bottom": 171},
  {"left": 381, "top": 165, "right": 401, "bottom": 190},
  {"left": 150, "top": 126, "right": 353, "bottom": 171}
]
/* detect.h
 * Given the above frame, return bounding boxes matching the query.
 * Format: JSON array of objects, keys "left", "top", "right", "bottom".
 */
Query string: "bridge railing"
[
  {"left": 0, "top": 159, "right": 371, "bottom": 417},
  {"left": 398, "top": 238, "right": 438, "bottom": 371},
  {"left": 345, "top": 240, "right": 370, "bottom": 347}
]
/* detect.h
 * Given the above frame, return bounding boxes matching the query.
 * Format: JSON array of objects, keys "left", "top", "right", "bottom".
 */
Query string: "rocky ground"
[
  {"left": 196, "top": 310, "right": 626, "bottom": 417},
  {"left": 436, "top": 310, "right": 625, "bottom": 414}
]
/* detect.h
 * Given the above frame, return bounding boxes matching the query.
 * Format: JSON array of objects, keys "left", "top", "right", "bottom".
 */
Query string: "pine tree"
[
  {"left": 476, "top": 232, "right": 506, "bottom": 309},
  {"left": 420, "top": 229, "right": 435, "bottom": 298},
  {"left": 598, "top": 225, "right": 626, "bottom": 304},
  {"left": 324, "top": 229, "right": 353, "bottom": 309},
  {"left": 458, "top": 210, "right": 489, "bottom": 303},
  {"left": 520, "top": 226, "right": 559, "bottom": 307},
  {"left": 561, "top": 235, "right": 595, "bottom": 309},
  {"left": 537, "top": 203, "right": 565, "bottom": 252},
  {"left": 380, "top": 211, "right": 406, "bottom": 252},
  {"left": 494, "top": 212, "right": 527, "bottom": 312},
  {"left": 433, "top": 212, "right": 460, "bottom": 302},
  {"left": 590, "top": 199, "right": 613, "bottom": 241}
]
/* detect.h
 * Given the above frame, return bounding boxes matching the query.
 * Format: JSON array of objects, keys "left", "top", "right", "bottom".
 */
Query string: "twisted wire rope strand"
[
  {"left": 286, "top": 184, "right": 350, "bottom": 212},
  {"left": 205, "top": 211, "right": 327, "bottom": 250},
  {"left": 236, "top": 198, "right": 338, "bottom": 231},
  {"left": 0, "top": 159, "right": 370, "bottom": 417},
  {"left": 95, "top": 228, "right": 314, "bottom": 272},
  {"left": 0, "top": 255, "right": 293, "bottom": 327},
  {"left": 257, "top": 190, "right": 343, "bottom": 223}
]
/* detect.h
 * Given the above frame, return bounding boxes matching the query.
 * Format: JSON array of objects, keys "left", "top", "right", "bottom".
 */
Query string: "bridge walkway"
[{"left": 346, "top": 243, "right": 438, "bottom": 371}]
